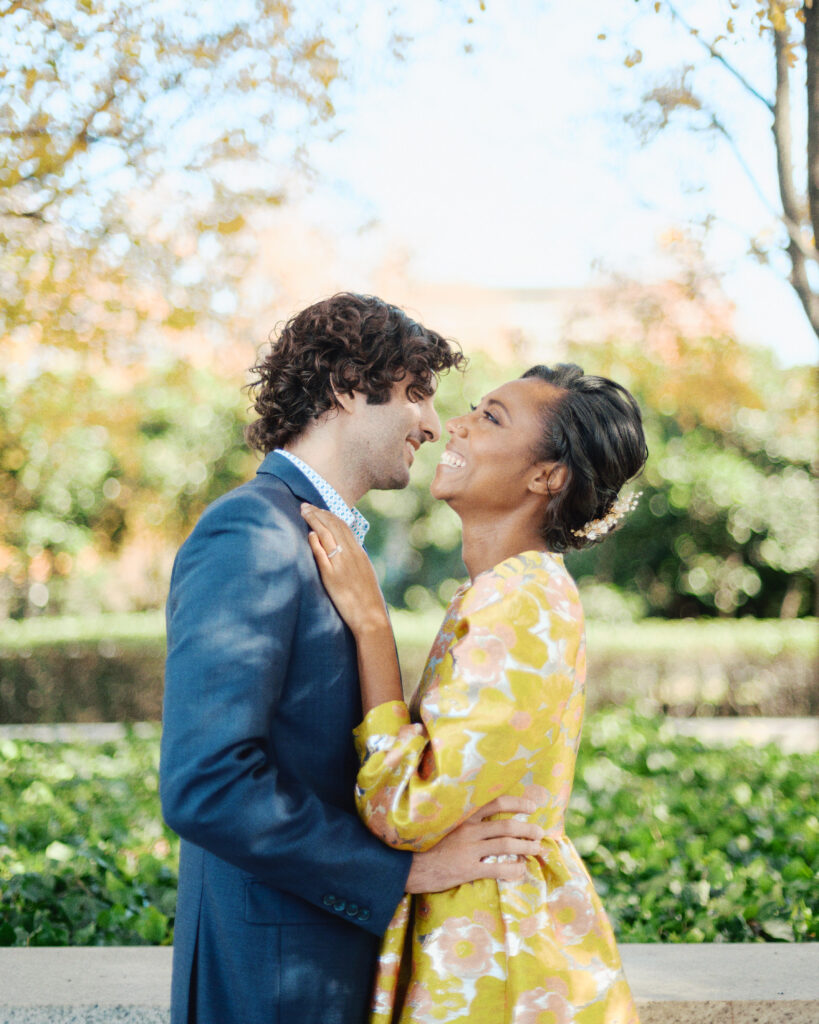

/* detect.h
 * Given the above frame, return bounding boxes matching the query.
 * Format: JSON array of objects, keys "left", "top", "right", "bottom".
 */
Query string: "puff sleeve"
[{"left": 352, "top": 560, "right": 585, "bottom": 851}]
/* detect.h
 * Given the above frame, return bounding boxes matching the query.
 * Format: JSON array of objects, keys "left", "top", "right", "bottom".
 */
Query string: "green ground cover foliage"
[
  {"left": 0, "top": 726, "right": 175, "bottom": 946},
  {"left": 568, "top": 712, "right": 817, "bottom": 943},
  {"left": 0, "top": 709, "right": 816, "bottom": 946}
]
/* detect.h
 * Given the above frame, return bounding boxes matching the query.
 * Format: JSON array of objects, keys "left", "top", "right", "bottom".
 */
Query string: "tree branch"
[
  {"left": 665, "top": 2, "right": 775, "bottom": 114},
  {"left": 773, "top": 23, "right": 819, "bottom": 337},
  {"left": 709, "top": 113, "right": 817, "bottom": 264},
  {"left": 0, "top": 0, "right": 26, "bottom": 17}
]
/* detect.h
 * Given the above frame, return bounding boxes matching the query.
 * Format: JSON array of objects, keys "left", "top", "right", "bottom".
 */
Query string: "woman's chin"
[
  {"left": 430, "top": 483, "right": 460, "bottom": 516},
  {"left": 430, "top": 473, "right": 455, "bottom": 502},
  {"left": 431, "top": 467, "right": 467, "bottom": 507}
]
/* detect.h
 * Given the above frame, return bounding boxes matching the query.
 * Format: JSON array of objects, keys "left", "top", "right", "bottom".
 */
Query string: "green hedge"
[
  {"left": 1, "top": 614, "right": 816, "bottom": 723},
  {"left": 1, "top": 709, "right": 816, "bottom": 945},
  {"left": 0, "top": 613, "right": 166, "bottom": 723},
  {"left": 394, "top": 613, "right": 818, "bottom": 716}
]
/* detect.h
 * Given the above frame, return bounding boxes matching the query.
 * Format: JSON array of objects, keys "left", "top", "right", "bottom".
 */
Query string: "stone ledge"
[
  {"left": 0, "top": 944, "right": 817, "bottom": 1023},
  {"left": 2, "top": 717, "right": 817, "bottom": 753},
  {"left": 662, "top": 716, "right": 819, "bottom": 755},
  {"left": 623, "top": 943, "right": 819, "bottom": 1023}
]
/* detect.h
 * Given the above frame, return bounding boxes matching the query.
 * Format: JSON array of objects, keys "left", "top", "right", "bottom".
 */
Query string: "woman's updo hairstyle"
[{"left": 522, "top": 363, "right": 648, "bottom": 552}]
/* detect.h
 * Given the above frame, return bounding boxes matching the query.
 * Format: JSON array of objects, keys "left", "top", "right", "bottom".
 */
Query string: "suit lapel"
[{"left": 256, "top": 451, "right": 329, "bottom": 510}]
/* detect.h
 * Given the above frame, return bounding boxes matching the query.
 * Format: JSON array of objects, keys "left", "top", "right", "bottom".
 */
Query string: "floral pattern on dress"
[{"left": 353, "top": 550, "right": 639, "bottom": 1024}]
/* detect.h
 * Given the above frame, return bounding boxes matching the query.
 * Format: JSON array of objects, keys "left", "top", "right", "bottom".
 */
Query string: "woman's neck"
[{"left": 459, "top": 514, "right": 547, "bottom": 579}]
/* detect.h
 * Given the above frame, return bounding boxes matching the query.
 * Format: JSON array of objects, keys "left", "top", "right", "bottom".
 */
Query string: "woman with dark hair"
[{"left": 301, "top": 363, "right": 647, "bottom": 1024}]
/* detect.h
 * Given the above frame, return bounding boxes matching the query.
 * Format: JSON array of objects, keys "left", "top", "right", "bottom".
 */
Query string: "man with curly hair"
[{"left": 160, "top": 293, "right": 544, "bottom": 1024}]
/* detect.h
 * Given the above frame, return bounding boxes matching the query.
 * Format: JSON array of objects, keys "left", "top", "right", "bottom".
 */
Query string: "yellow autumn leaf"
[
  {"left": 624, "top": 49, "right": 643, "bottom": 68},
  {"left": 164, "top": 308, "right": 197, "bottom": 330},
  {"left": 216, "top": 215, "right": 245, "bottom": 235},
  {"left": 771, "top": 9, "right": 787, "bottom": 32}
]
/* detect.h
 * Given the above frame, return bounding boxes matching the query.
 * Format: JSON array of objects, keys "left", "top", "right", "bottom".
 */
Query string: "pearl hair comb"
[{"left": 571, "top": 491, "right": 642, "bottom": 542}]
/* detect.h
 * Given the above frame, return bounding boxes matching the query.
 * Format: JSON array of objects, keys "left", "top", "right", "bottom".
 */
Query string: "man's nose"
[{"left": 419, "top": 396, "right": 441, "bottom": 442}]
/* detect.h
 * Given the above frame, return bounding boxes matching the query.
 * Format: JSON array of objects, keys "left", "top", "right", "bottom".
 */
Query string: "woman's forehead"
[{"left": 481, "top": 376, "right": 560, "bottom": 408}]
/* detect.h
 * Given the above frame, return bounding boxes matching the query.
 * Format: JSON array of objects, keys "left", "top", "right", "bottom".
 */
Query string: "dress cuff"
[{"left": 352, "top": 700, "right": 410, "bottom": 760}]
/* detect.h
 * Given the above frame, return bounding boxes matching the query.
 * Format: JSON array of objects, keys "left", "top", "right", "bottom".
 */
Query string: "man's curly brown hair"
[{"left": 245, "top": 293, "right": 465, "bottom": 453}]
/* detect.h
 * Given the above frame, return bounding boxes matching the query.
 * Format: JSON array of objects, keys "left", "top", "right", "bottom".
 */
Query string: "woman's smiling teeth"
[{"left": 440, "top": 450, "right": 466, "bottom": 469}]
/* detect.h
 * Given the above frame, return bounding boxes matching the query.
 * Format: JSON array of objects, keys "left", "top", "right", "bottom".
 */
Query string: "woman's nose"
[{"left": 445, "top": 416, "right": 468, "bottom": 436}]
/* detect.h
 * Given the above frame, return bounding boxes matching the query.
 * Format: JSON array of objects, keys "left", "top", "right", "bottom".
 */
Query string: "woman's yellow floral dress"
[{"left": 353, "top": 550, "right": 639, "bottom": 1024}]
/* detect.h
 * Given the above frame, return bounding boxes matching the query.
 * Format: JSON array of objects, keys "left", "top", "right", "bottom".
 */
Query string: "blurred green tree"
[
  {"left": 0, "top": 362, "right": 255, "bottom": 617},
  {"left": 361, "top": 339, "right": 817, "bottom": 620},
  {"left": 562, "top": 332, "right": 817, "bottom": 620},
  {"left": 1, "top": 338, "right": 814, "bottom": 620}
]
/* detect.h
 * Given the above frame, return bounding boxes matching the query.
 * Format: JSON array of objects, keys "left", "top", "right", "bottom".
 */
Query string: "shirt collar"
[{"left": 274, "top": 449, "right": 369, "bottom": 545}]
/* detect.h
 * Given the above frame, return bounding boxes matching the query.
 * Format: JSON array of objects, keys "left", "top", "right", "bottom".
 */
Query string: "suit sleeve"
[
  {"left": 352, "top": 571, "right": 584, "bottom": 851},
  {"left": 159, "top": 491, "right": 410, "bottom": 935}
]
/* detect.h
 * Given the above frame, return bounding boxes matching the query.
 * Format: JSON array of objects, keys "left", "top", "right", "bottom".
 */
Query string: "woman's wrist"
[
  {"left": 355, "top": 618, "right": 404, "bottom": 712},
  {"left": 352, "top": 610, "right": 393, "bottom": 639}
]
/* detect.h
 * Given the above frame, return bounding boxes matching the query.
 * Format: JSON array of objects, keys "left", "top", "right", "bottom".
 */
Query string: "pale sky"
[{"left": 279, "top": 0, "right": 817, "bottom": 366}]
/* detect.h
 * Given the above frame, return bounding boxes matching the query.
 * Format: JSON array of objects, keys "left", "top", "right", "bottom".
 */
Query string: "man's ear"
[
  {"left": 332, "top": 388, "right": 357, "bottom": 414},
  {"left": 528, "top": 462, "right": 568, "bottom": 496}
]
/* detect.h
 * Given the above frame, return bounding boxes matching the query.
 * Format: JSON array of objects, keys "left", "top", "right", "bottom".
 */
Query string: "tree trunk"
[
  {"left": 805, "top": 2, "right": 819, "bottom": 259},
  {"left": 773, "top": 23, "right": 819, "bottom": 338}
]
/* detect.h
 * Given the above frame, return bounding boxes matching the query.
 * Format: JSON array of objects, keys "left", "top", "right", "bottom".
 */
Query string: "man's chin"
[{"left": 373, "top": 467, "right": 411, "bottom": 491}]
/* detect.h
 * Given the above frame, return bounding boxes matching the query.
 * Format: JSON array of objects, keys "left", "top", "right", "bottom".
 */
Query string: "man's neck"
[{"left": 283, "top": 436, "right": 364, "bottom": 507}]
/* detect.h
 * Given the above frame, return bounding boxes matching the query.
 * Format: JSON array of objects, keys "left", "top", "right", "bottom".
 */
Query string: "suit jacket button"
[
  {"left": 334, "top": 899, "right": 346, "bottom": 912},
  {"left": 323, "top": 895, "right": 335, "bottom": 907},
  {"left": 346, "top": 903, "right": 358, "bottom": 916},
  {"left": 358, "top": 908, "right": 370, "bottom": 922}
]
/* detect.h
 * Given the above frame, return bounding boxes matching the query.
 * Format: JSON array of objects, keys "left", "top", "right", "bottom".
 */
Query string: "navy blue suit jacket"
[{"left": 160, "top": 452, "right": 411, "bottom": 1024}]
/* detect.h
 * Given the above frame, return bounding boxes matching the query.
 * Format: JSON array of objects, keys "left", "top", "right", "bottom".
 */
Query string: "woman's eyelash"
[{"left": 469, "top": 402, "right": 498, "bottom": 424}]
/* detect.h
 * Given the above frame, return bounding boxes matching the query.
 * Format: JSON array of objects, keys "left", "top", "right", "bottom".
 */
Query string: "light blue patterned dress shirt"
[{"left": 274, "top": 449, "right": 369, "bottom": 545}]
